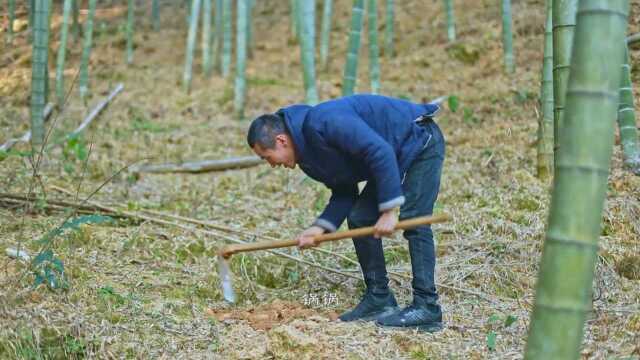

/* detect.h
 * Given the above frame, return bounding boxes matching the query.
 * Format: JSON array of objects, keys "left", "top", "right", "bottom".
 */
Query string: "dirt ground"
[{"left": 1, "top": 0, "right": 639, "bottom": 358}]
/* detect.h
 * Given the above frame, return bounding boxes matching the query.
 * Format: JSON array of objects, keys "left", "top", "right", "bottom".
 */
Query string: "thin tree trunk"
[
  {"left": 183, "top": 0, "right": 202, "bottom": 93},
  {"left": 342, "top": 0, "right": 364, "bottom": 96},
  {"left": 537, "top": 0, "right": 553, "bottom": 179},
  {"left": 524, "top": 1, "right": 630, "bottom": 358},
  {"left": 300, "top": 0, "right": 319, "bottom": 104},
  {"left": 384, "top": 0, "right": 393, "bottom": 57},
  {"left": 212, "top": 0, "right": 222, "bottom": 74},
  {"left": 443, "top": 0, "right": 455, "bottom": 42},
  {"left": 221, "top": 0, "right": 232, "bottom": 77},
  {"left": 367, "top": 0, "right": 380, "bottom": 94},
  {"left": 202, "top": 0, "right": 213, "bottom": 76},
  {"left": 617, "top": 43, "right": 640, "bottom": 173},
  {"left": 152, "top": 0, "right": 160, "bottom": 31},
  {"left": 290, "top": 0, "right": 299, "bottom": 41},
  {"left": 7, "top": 0, "right": 15, "bottom": 43},
  {"left": 71, "top": 0, "right": 80, "bottom": 43},
  {"left": 501, "top": 0, "right": 515, "bottom": 74},
  {"left": 126, "top": 0, "right": 135, "bottom": 64},
  {"left": 552, "top": 0, "right": 578, "bottom": 167},
  {"left": 55, "top": 0, "right": 72, "bottom": 109},
  {"left": 30, "top": 0, "right": 51, "bottom": 151},
  {"left": 246, "top": 0, "right": 254, "bottom": 59},
  {"left": 320, "top": 0, "right": 333, "bottom": 71},
  {"left": 79, "top": 0, "right": 97, "bottom": 102},
  {"left": 234, "top": 0, "right": 248, "bottom": 119}
]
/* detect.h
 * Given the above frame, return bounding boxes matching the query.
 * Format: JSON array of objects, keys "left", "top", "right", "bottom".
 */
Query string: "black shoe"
[
  {"left": 376, "top": 302, "right": 443, "bottom": 332},
  {"left": 338, "top": 290, "right": 398, "bottom": 322}
]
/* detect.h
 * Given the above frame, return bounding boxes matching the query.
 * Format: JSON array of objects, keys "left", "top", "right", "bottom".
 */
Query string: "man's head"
[{"left": 247, "top": 113, "right": 297, "bottom": 169}]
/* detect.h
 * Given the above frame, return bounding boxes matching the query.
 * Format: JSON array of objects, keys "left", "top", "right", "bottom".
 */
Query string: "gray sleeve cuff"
[
  {"left": 313, "top": 218, "right": 337, "bottom": 233},
  {"left": 378, "top": 196, "right": 405, "bottom": 212}
]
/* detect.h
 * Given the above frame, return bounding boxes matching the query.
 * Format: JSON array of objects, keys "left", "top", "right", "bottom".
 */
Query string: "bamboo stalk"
[
  {"left": 201, "top": 0, "right": 213, "bottom": 76},
  {"left": 7, "top": 0, "right": 15, "bottom": 43},
  {"left": 552, "top": 0, "right": 578, "bottom": 164},
  {"left": 501, "top": 0, "right": 515, "bottom": 74},
  {"left": 29, "top": 0, "right": 51, "bottom": 152},
  {"left": 320, "top": 0, "right": 333, "bottom": 71},
  {"left": 617, "top": 43, "right": 640, "bottom": 173},
  {"left": 152, "top": 0, "right": 160, "bottom": 31},
  {"left": 367, "top": 0, "right": 380, "bottom": 94},
  {"left": 183, "top": 0, "right": 201, "bottom": 93},
  {"left": 342, "top": 0, "right": 364, "bottom": 96},
  {"left": 443, "top": 0, "right": 455, "bottom": 42},
  {"left": 130, "top": 155, "right": 262, "bottom": 174},
  {"left": 290, "top": 0, "right": 299, "bottom": 41},
  {"left": 212, "top": 0, "right": 222, "bottom": 73},
  {"left": 299, "top": 0, "right": 319, "bottom": 104},
  {"left": 234, "top": 0, "right": 248, "bottom": 118},
  {"left": 525, "top": 0, "right": 630, "bottom": 358},
  {"left": 384, "top": 0, "right": 393, "bottom": 57},
  {"left": 79, "top": 0, "right": 98, "bottom": 102},
  {"left": 55, "top": 0, "right": 72, "bottom": 109},
  {"left": 126, "top": 0, "right": 135, "bottom": 64},
  {"left": 221, "top": 0, "right": 232, "bottom": 78},
  {"left": 537, "top": 0, "right": 554, "bottom": 180}
]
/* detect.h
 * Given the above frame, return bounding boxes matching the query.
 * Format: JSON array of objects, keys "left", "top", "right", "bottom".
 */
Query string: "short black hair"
[{"left": 247, "top": 113, "right": 288, "bottom": 149}]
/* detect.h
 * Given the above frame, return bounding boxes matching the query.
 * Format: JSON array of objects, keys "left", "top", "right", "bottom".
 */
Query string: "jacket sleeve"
[
  {"left": 319, "top": 112, "right": 405, "bottom": 213},
  {"left": 313, "top": 184, "right": 359, "bottom": 233}
]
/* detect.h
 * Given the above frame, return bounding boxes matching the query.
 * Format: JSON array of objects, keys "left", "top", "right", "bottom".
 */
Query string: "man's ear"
[{"left": 275, "top": 134, "right": 288, "bottom": 147}]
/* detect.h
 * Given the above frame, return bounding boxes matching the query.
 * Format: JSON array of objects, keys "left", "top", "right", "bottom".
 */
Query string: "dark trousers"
[{"left": 347, "top": 121, "right": 445, "bottom": 305}]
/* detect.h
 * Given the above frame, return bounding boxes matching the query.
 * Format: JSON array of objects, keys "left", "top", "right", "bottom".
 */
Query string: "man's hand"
[
  {"left": 373, "top": 209, "right": 399, "bottom": 238},
  {"left": 296, "top": 225, "right": 325, "bottom": 249}
]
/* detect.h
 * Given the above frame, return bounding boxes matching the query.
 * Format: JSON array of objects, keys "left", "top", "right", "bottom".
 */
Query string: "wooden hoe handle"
[{"left": 219, "top": 213, "right": 451, "bottom": 258}]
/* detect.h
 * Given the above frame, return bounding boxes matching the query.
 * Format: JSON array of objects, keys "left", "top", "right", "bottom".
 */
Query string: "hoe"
[{"left": 217, "top": 214, "right": 451, "bottom": 303}]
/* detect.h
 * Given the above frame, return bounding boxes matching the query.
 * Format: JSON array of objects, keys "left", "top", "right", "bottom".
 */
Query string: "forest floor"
[{"left": 1, "top": 0, "right": 640, "bottom": 358}]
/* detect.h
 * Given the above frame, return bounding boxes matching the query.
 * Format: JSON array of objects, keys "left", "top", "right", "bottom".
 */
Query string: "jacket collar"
[{"left": 277, "top": 104, "right": 312, "bottom": 164}]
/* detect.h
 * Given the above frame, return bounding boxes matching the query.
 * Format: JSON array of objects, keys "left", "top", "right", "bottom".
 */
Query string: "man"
[{"left": 247, "top": 94, "right": 445, "bottom": 332}]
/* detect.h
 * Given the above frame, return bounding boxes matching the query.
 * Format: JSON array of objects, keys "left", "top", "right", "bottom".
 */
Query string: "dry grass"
[{"left": 1, "top": 0, "right": 640, "bottom": 358}]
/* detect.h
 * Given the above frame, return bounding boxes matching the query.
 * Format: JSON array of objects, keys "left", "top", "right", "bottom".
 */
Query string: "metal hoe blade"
[{"left": 217, "top": 254, "right": 236, "bottom": 303}]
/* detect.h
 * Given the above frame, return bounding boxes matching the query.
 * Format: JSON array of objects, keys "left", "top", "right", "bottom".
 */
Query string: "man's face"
[{"left": 252, "top": 134, "right": 297, "bottom": 169}]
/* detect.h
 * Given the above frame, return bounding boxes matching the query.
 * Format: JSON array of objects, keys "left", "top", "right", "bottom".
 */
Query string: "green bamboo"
[
  {"left": 342, "top": 0, "right": 364, "bottom": 96},
  {"left": 384, "top": 0, "right": 393, "bottom": 57},
  {"left": 7, "top": 0, "right": 15, "bottom": 43},
  {"left": 246, "top": 0, "right": 254, "bottom": 59},
  {"left": 537, "top": 0, "right": 553, "bottom": 179},
  {"left": 501, "top": 0, "right": 515, "bottom": 74},
  {"left": 79, "top": 0, "right": 97, "bottom": 101},
  {"left": 213, "top": 0, "right": 222, "bottom": 73},
  {"left": 126, "top": 0, "right": 135, "bottom": 64},
  {"left": 202, "top": 0, "right": 213, "bottom": 76},
  {"left": 29, "top": 0, "right": 50, "bottom": 151},
  {"left": 71, "top": 0, "right": 79, "bottom": 43},
  {"left": 234, "top": 0, "right": 248, "bottom": 118},
  {"left": 320, "top": 0, "right": 333, "bottom": 71},
  {"left": 290, "top": 0, "right": 299, "bottom": 41},
  {"left": 183, "top": 0, "right": 201, "bottom": 93},
  {"left": 617, "top": 44, "right": 640, "bottom": 173},
  {"left": 186, "top": 0, "right": 192, "bottom": 24},
  {"left": 55, "top": 0, "right": 72, "bottom": 108},
  {"left": 524, "top": 1, "right": 629, "bottom": 358},
  {"left": 367, "top": 0, "right": 380, "bottom": 94},
  {"left": 443, "top": 0, "right": 455, "bottom": 42},
  {"left": 299, "top": 0, "right": 318, "bottom": 104},
  {"left": 152, "top": 0, "right": 160, "bottom": 31},
  {"left": 221, "top": 0, "right": 231, "bottom": 77},
  {"left": 552, "top": 0, "right": 578, "bottom": 164}
]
